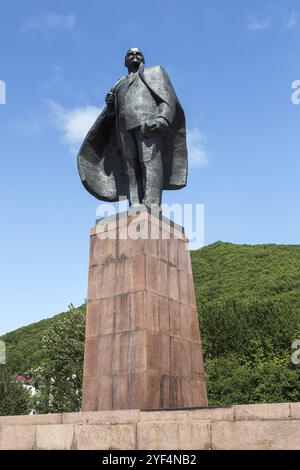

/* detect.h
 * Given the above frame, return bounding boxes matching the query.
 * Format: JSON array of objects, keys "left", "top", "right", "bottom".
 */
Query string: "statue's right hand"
[
  {"left": 105, "top": 92, "right": 115, "bottom": 107},
  {"left": 105, "top": 92, "right": 116, "bottom": 116}
]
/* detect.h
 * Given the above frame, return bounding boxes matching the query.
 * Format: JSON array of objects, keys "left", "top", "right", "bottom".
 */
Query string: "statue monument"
[
  {"left": 78, "top": 49, "right": 208, "bottom": 411},
  {"left": 77, "top": 48, "right": 188, "bottom": 209}
]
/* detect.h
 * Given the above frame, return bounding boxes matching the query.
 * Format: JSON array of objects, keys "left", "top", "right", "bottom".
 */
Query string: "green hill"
[
  {"left": 0, "top": 308, "right": 76, "bottom": 375},
  {"left": 192, "top": 241, "right": 300, "bottom": 310},
  {"left": 1, "top": 241, "right": 299, "bottom": 407},
  {"left": 191, "top": 242, "right": 300, "bottom": 405}
]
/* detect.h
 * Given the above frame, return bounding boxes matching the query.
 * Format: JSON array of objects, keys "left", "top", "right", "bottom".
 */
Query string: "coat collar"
[
  {"left": 127, "top": 71, "right": 138, "bottom": 86},
  {"left": 127, "top": 63, "right": 144, "bottom": 87}
]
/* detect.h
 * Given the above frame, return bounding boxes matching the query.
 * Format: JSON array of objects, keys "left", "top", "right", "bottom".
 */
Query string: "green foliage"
[
  {"left": 29, "top": 304, "right": 86, "bottom": 414},
  {"left": 191, "top": 242, "right": 300, "bottom": 405},
  {"left": 191, "top": 242, "right": 300, "bottom": 309},
  {"left": 0, "top": 366, "right": 32, "bottom": 416},
  {"left": 206, "top": 353, "right": 300, "bottom": 406},
  {"left": 200, "top": 297, "right": 300, "bottom": 359},
  {"left": 0, "top": 307, "right": 82, "bottom": 375}
]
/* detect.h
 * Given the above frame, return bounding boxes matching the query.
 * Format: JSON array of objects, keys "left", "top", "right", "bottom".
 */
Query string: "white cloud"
[
  {"left": 247, "top": 15, "right": 271, "bottom": 31},
  {"left": 187, "top": 128, "right": 208, "bottom": 167},
  {"left": 46, "top": 13, "right": 75, "bottom": 30},
  {"left": 247, "top": 9, "right": 299, "bottom": 32},
  {"left": 284, "top": 10, "right": 298, "bottom": 30},
  {"left": 22, "top": 13, "right": 76, "bottom": 31},
  {"left": 49, "top": 101, "right": 102, "bottom": 152}
]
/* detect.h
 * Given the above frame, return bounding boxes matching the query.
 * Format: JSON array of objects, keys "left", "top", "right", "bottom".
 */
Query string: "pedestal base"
[
  {"left": 82, "top": 209, "right": 207, "bottom": 411},
  {"left": 1, "top": 403, "right": 300, "bottom": 450}
]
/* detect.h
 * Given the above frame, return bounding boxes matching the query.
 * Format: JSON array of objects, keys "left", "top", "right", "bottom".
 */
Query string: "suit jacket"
[
  {"left": 115, "top": 70, "right": 174, "bottom": 132},
  {"left": 77, "top": 64, "right": 188, "bottom": 202}
]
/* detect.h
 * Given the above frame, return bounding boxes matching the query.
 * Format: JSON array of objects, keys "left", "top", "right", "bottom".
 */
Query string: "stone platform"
[{"left": 0, "top": 403, "right": 300, "bottom": 450}]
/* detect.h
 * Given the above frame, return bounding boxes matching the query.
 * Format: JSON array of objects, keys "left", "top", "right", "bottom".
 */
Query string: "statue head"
[{"left": 124, "top": 48, "right": 145, "bottom": 71}]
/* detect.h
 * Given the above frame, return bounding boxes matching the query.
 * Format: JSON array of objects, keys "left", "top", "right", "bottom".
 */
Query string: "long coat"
[{"left": 77, "top": 65, "right": 188, "bottom": 202}]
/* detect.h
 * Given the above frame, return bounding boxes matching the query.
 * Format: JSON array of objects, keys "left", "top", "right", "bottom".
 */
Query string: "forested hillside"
[
  {"left": 1, "top": 309, "right": 74, "bottom": 374},
  {"left": 192, "top": 242, "right": 300, "bottom": 309},
  {"left": 191, "top": 242, "right": 300, "bottom": 405}
]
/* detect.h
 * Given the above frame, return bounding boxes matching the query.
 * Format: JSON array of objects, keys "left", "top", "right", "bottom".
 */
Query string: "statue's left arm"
[
  {"left": 157, "top": 102, "right": 173, "bottom": 128},
  {"left": 142, "top": 66, "right": 179, "bottom": 133},
  {"left": 155, "top": 67, "right": 177, "bottom": 126}
]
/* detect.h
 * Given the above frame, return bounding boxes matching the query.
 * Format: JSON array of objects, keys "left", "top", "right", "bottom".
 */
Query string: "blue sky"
[{"left": 0, "top": 0, "right": 299, "bottom": 335}]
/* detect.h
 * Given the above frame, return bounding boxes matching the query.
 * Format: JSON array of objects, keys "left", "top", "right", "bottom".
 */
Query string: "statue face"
[{"left": 125, "top": 48, "right": 144, "bottom": 69}]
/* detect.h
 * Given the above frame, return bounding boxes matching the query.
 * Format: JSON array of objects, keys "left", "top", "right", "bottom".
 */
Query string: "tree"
[
  {"left": 200, "top": 297, "right": 300, "bottom": 359},
  {"left": 29, "top": 304, "right": 86, "bottom": 413},
  {"left": 0, "top": 366, "right": 32, "bottom": 416},
  {"left": 205, "top": 352, "right": 300, "bottom": 406},
  {"left": 200, "top": 297, "right": 300, "bottom": 405}
]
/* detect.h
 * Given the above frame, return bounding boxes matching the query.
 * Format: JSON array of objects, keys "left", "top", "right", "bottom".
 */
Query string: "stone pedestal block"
[
  {"left": 82, "top": 209, "right": 208, "bottom": 411},
  {"left": 2, "top": 403, "right": 300, "bottom": 449}
]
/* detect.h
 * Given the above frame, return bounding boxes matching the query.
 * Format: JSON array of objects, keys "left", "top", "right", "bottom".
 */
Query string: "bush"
[
  {"left": 206, "top": 353, "right": 300, "bottom": 406},
  {"left": 0, "top": 366, "right": 32, "bottom": 416},
  {"left": 29, "top": 305, "right": 86, "bottom": 414}
]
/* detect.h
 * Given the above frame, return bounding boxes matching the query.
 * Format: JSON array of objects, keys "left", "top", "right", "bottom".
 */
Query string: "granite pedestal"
[
  {"left": 2, "top": 403, "right": 300, "bottom": 450},
  {"left": 82, "top": 209, "right": 208, "bottom": 411}
]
